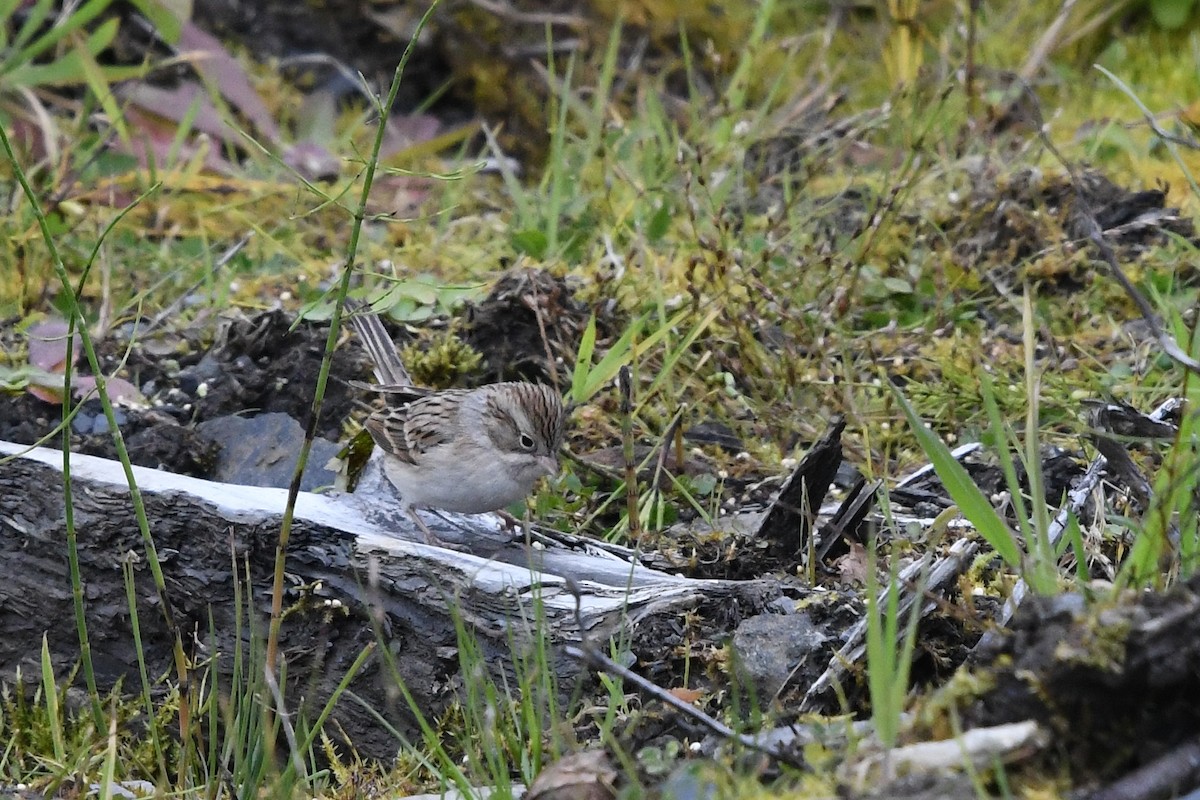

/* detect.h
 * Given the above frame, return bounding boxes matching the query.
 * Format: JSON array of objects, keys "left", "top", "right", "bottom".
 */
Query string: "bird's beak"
[{"left": 539, "top": 455, "right": 559, "bottom": 477}]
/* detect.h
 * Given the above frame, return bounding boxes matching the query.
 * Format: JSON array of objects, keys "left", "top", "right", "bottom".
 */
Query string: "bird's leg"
[
  {"left": 408, "top": 507, "right": 468, "bottom": 551},
  {"left": 494, "top": 509, "right": 522, "bottom": 530},
  {"left": 494, "top": 508, "right": 546, "bottom": 547}
]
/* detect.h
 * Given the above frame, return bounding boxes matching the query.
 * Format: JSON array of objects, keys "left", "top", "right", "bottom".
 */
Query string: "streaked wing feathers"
[
  {"left": 363, "top": 410, "right": 417, "bottom": 464},
  {"left": 348, "top": 379, "right": 430, "bottom": 404},
  {"left": 363, "top": 390, "right": 468, "bottom": 465}
]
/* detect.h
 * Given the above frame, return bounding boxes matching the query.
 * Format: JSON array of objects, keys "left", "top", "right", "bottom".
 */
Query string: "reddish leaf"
[
  {"left": 667, "top": 686, "right": 704, "bottom": 704},
  {"left": 282, "top": 141, "right": 341, "bottom": 182},
  {"left": 27, "top": 382, "right": 67, "bottom": 405},
  {"left": 366, "top": 174, "right": 434, "bottom": 217},
  {"left": 26, "top": 319, "right": 78, "bottom": 372},
  {"left": 73, "top": 376, "right": 146, "bottom": 405},
  {"left": 23, "top": 319, "right": 146, "bottom": 406},
  {"left": 121, "top": 101, "right": 239, "bottom": 174},
  {"left": 378, "top": 112, "right": 442, "bottom": 160},
  {"left": 119, "top": 81, "right": 240, "bottom": 143},
  {"left": 527, "top": 751, "right": 616, "bottom": 800},
  {"left": 178, "top": 21, "right": 280, "bottom": 144},
  {"left": 834, "top": 541, "right": 871, "bottom": 586},
  {"left": 7, "top": 113, "right": 57, "bottom": 163}
]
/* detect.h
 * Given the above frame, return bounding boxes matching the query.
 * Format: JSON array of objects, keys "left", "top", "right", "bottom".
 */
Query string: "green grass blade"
[
  {"left": 643, "top": 306, "right": 720, "bottom": 401},
  {"left": 73, "top": 30, "right": 134, "bottom": 142},
  {"left": 40, "top": 634, "right": 65, "bottom": 764},
  {"left": 123, "top": 559, "right": 169, "bottom": 782},
  {"left": 574, "top": 313, "right": 644, "bottom": 403},
  {"left": 1, "top": 0, "right": 55, "bottom": 73},
  {"left": 892, "top": 383, "right": 1023, "bottom": 568},
  {"left": 125, "top": 0, "right": 181, "bottom": 43},
  {"left": 9, "top": 0, "right": 115, "bottom": 71},
  {"left": 569, "top": 313, "right": 598, "bottom": 403},
  {"left": 98, "top": 699, "right": 117, "bottom": 800}
]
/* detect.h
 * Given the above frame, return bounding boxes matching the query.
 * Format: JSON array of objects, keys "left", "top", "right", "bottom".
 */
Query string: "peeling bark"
[{"left": 0, "top": 441, "right": 778, "bottom": 757}]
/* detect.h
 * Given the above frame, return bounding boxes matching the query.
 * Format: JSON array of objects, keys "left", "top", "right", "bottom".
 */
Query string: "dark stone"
[
  {"left": 197, "top": 412, "right": 340, "bottom": 491},
  {"left": 731, "top": 611, "right": 828, "bottom": 701}
]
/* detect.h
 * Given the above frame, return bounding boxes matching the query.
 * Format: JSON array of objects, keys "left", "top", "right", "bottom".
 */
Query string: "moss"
[
  {"left": 915, "top": 667, "right": 999, "bottom": 740},
  {"left": 400, "top": 332, "right": 484, "bottom": 388},
  {"left": 1052, "top": 605, "right": 1131, "bottom": 673}
]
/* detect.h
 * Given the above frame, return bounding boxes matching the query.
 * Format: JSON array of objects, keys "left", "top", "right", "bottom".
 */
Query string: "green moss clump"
[{"left": 400, "top": 333, "right": 484, "bottom": 388}]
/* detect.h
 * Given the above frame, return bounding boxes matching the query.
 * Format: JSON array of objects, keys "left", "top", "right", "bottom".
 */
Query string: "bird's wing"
[
  {"left": 348, "top": 379, "right": 430, "bottom": 403},
  {"left": 364, "top": 390, "right": 468, "bottom": 464},
  {"left": 363, "top": 408, "right": 418, "bottom": 465}
]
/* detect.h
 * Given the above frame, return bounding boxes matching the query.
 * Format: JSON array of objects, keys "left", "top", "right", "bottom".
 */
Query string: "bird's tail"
[{"left": 344, "top": 299, "right": 413, "bottom": 387}]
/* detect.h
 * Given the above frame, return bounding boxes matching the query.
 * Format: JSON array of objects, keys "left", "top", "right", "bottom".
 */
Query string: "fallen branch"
[{"left": 0, "top": 440, "right": 779, "bottom": 758}]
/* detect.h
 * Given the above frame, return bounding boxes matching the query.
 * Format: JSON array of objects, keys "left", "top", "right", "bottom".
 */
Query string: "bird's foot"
[{"left": 409, "top": 508, "right": 470, "bottom": 552}]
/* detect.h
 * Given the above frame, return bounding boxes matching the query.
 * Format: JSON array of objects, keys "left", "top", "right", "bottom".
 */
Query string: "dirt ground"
[
  {"left": 3, "top": 168, "right": 1200, "bottom": 794},
  {"left": 2, "top": 140, "right": 1200, "bottom": 796}
]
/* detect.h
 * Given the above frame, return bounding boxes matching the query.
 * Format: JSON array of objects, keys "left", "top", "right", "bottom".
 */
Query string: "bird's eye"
[{"left": 519, "top": 433, "right": 536, "bottom": 451}]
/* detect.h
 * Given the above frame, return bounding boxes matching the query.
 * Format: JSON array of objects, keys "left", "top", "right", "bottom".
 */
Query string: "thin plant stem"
[
  {"left": 618, "top": 365, "right": 640, "bottom": 540},
  {"left": 59, "top": 311, "right": 103, "bottom": 730},
  {"left": 262, "top": 0, "right": 444, "bottom": 755},
  {"left": 0, "top": 126, "right": 195, "bottom": 784},
  {"left": 122, "top": 558, "right": 169, "bottom": 783},
  {"left": 60, "top": 188, "right": 160, "bottom": 732}
]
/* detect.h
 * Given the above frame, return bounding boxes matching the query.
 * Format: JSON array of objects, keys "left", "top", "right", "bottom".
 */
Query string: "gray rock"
[
  {"left": 731, "top": 611, "right": 828, "bottom": 700},
  {"left": 197, "top": 412, "right": 339, "bottom": 492}
]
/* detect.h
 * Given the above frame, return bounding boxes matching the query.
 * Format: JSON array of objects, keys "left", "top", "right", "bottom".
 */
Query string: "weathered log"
[{"left": 0, "top": 440, "right": 778, "bottom": 758}]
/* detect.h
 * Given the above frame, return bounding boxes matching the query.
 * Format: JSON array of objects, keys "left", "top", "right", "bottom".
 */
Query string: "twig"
[
  {"left": 263, "top": 664, "right": 308, "bottom": 780},
  {"left": 522, "top": 273, "right": 560, "bottom": 392},
  {"left": 277, "top": 54, "right": 378, "bottom": 106},
  {"left": 564, "top": 580, "right": 805, "bottom": 769},
  {"left": 651, "top": 408, "right": 686, "bottom": 486},
  {"left": 1018, "top": 0, "right": 1078, "bottom": 82},
  {"left": 466, "top": 0, "right": 587, "bottom": 27},
  {"left": 973, "top": 397, "right": 1181, "bottom": 653},
  {"left": 619, "top": 366, "right": 640, "bottom": 540},
  {"left": 977, "top": 456, "right": 1105, "bottom": 647},
  {"left": 1025, "top": 91, "right": 1200, "bottom": 375},
  {"left": 963, "top": 0, "right": 980, "bottom": 121},
  {"left": 895, "top": 442, "right": 982, "bottom": 488},
  {"left": 1081, "top": 733, "right": 1200, "bottom": 800},
  {"left": 757, "top": 415, "right": 846, "bottom": 557},
  {"left": 815, "top": 478, "right": 882, "bottom": 563},
  {"left": 800, "top": 537, "right": 978, "bottom": 712},
  {"left": 1019, "top": 210, "right": 1189, "bottom": 266},
  {"left": 1095, "top": 65, "right": 1200, "bottom": 165}
]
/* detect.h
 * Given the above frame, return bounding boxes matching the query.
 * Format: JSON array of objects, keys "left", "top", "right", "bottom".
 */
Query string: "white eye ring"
[{"left": 519, "top": 433, "right": 536, "bottom": 450}]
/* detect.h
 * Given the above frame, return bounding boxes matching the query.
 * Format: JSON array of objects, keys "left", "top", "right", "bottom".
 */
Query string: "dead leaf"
[
  {"left": 178, "top": 21, "right": 280, "bottom": 144},
  {"left": 118, "top": 85, "right": 241, "bottom": 174},
  {"left": 668, "top": 687, "right": 704, "bottom": 704},
  {"left": 526, "top": 750, "right": 617, "bottom": 800},
  {"left": 26, "top": 377, "right": 68, "bottom": 405},
  {"left": 119, "top": 82, "right": 239, "bottom": 144},
  {"left": 282, "top": 141, "right": 341, "bottom": 183},
  {"left": 26, "top": 319, "right": 78, "bottom": 373},
  {"left": 73, "top": 376, "right": 147, "bottom": 406},
  {"left": 834, "top": 541, "right": 870, "bottom": 586},
  {"left": 22, "top": 318, "right": 146, "bottom": 407}
]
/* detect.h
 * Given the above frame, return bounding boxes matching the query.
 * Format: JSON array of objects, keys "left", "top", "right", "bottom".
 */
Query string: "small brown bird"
[{"left": 346, "top": 301, "right": 565, "bottom": 545}]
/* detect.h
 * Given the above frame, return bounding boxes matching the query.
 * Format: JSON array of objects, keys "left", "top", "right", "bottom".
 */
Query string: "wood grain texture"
[{"left": 0, "top": 441, "right": 777, "bottom": 757}]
